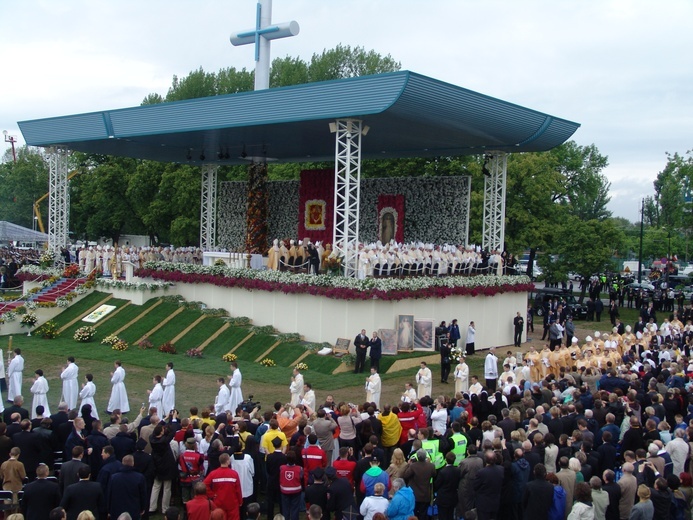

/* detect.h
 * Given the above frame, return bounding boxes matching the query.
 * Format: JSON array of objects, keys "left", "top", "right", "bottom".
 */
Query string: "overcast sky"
[{"left": 2, "top": 0, "right": 691, "bottom": 223}]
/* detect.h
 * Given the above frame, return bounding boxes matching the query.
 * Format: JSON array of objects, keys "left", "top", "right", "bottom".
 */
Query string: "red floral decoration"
[
  {"left": 245, "top": 162, "right": 269, "bottom": 254},
  {"left": 297, "top": 169, "right": 334, "bottom": 246}
]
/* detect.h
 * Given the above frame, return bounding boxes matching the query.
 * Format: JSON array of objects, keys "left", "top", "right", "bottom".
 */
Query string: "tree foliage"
[{"left": 0, "top": 147, "right": 50, "bottom": 230}]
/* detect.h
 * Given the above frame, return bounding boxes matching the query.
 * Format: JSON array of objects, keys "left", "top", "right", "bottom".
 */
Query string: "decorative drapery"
[
  {"left": 377, "top": 194, "right": 405, "bottom": 244},
  {"left": 297, "top": 169, "right": 334, "bottom": 245},
  {"left": 245, "top": 162, "right": 269, "bottom": 254}
]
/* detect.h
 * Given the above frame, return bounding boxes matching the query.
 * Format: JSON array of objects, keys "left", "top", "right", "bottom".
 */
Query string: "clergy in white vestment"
[
  {"left": 147, "top": 375, "right": 164, "bottom": 415},
  {"left": 301, "top": 383, "right": 316, "bottom": 412},
  {"left": 215, "top": 377, "right": 231, "bottom": 415},
  {"left": 30, "top": 369, "right": 50, "bottom": 419},
  {"left": 365, "top": 368, "right": 382, "bottom": 409},
  {"left": 78, "top": 373, "right": 98, "bottom": 419},
  {"left": 228, "top": 362, "right": 243, "bottom": 415},
  {"left": 162, "top": 362, "right": 176, "bottom": 415},
  {"left": 416, "top": 361, "right": 432, "bottom": 398},
  {"left": 60, "top": 356, "right": 79, "bottom": 410},
  {"left": 454, "top": 359, "right": 469, "bottom": 394},
  {"left": 7, "top": 349, "right": 24, "bottom": 403},
  {"left": 107, "top": 361, "right": 130, "bottom": 413},
  {"left": 289, "top": 369, "right": 304, "bottom": 407},
  {"left": 401, "top": 383, "right": 417, "bottom": 403}
]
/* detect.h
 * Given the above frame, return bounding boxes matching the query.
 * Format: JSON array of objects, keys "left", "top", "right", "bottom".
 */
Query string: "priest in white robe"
[
  {"left": 147, "top": 375, "right": 164, "bottom": 415},
  {"left": 228, "top": 362, "right": 243, "bottom": 415},
  {"left": 454, "top": 358, "right": 469, "bottom": 394},
  {"left": 365, "top": 368, "right": 382, "bottom": 409},
  {"left": 7, "top": 349, "right": 24, "bottom": 404},
  {"left": 215, "top": 377, "right": 231, "bottom": 415},
  {"left": 30, "top": 369, "right": 50, "bottom": 419},
  {"left": 107, "top": 361, "right": 130, "bottom": 413},
  {"left": 60, "top": 356, "right": 79, "bottom": 410},
  {"left": 289, "top": 369, "right": 304, "bottom": 407},
  {"left": 416, "top": 361, "right": 433, "bottom": 398},
  {"left": 401, "top": 383, "right": 417, "bottom": 403},
  {"left": 301, "top": 383, "right": 316, "bottom": 412},
  {"left": 162, "top": 363, "right": 176, "bottom": 415},
  {"left": 78, "top": 373, "right": 98, "bottom": 419}
]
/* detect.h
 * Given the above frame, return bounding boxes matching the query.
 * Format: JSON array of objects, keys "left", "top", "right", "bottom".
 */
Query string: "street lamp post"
[{"left": 3, "top": 130, "right": 17, "bottom": 163}]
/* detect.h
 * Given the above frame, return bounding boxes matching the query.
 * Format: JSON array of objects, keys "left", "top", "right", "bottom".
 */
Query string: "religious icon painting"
[
  {"left": 396, "top": 314, "right": 415, "bottom": 352},
  {"left": 379, "top": 329, "right": 398, "bottom": 356},
  {"left": 414, "top": 319, "right": 435, "bottom": 351},
  {"left": 305, "top": 199, "right": 326, "bottom": 230}
]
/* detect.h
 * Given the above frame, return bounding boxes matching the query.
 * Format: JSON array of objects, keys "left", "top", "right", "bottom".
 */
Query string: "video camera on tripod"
[{"left": 239, "top": 394, "right": 261, "bottom": 413}]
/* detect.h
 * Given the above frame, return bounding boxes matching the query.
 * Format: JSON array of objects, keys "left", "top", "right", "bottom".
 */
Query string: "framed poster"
[
  {"left": 333, "top": 338, "right": 351, "bottom": 354},
  {"left": 414, "top": 319, "right": 435, "bottom": 351},
  {"left": 396, "top": 314, "right": 415, "bottom": 352},
  {"left": 379, "top": 329, "right": 398, "bottom": 356}
]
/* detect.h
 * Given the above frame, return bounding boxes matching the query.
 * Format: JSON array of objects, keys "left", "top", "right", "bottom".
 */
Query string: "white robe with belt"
[
  {"left": 289, "top": 373, "right": 304, "bottom": 407},
  {"left": 149, "top": 382, "right": 163, "bottom": 415},
  {"left": 107, "top": 366, "right": 129, "bottom": 413},
  {"left": 228, "top": 369, "right": 243, "bottom": 414},
  {"left": 78, "top": 381, "right": 98, "bottom": 419},
  {"left": 366, "top": 374, "right": 382, "bottom": 408},
  {"left": 7, "top": 355, "right": 24, "bottom": 403},
  {"left": 416, "top": 367, "right": 432, "bottom": 398},
  {"left": 60, "top": 362, "right": 79, "bottom": 410},
  {"left": 162, "top": 369, "right": 176, "bottom": 415},
  {"left": 30, "top": 376, "right": 50, "bottom": 419}
]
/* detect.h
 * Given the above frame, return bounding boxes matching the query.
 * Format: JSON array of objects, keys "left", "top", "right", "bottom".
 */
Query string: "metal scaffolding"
[
  {"left": 200, "top": 164, "right": 218, "bottom": 250},
  {"left": 482, "top": 152, "right": 508, "bottom": 253},
  {"left": 332, "top": 119, "right": 366, "bottom": 278},
  {"left": 47, "top": 148, "right": 70, "bottom": 254}
]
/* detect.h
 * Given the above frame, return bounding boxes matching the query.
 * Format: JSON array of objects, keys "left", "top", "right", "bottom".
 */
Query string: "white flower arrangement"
[
  {"left": 56, "top": 297, "right": 70, "bottom": 308},
  {"left": 24, "top": 301, "right": 38, "bottom": 311},
  {"left": 74, "top": 286, "right": 90, "bottom": 295},
  {"left": 95, "top": 279, "right": 173, "bottom": 292},
  {"left": 17, "top": 265, "right": 62, "bottom": 278},
  {"left": 2, "top": 311, "right": 17, "bottom": 322}
]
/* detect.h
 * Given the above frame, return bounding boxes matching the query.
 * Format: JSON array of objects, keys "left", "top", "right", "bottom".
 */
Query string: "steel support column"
[
  {"left": 332, "top": 119, "right": 365, "bottom": 278},
  {"left": 200, "top": 164, "right": 218, "bottom": 250},
  {"left": 481, "top": 152, "right": 507, "bottom": 253},
  {"left": 47, "top": 148, "right": 69, "bottom": 255}
]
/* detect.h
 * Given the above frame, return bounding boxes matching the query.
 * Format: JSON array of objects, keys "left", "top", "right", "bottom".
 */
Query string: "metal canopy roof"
[{"left": 18, "top": 71, "right": 580, "bottom": 165}]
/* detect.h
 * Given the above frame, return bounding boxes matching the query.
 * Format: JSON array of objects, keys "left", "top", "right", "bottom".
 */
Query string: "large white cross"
[{"left": 230, "top": 0, "right": 300, "bottom": 90}]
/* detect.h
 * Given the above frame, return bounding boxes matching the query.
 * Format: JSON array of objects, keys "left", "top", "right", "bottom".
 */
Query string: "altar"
[{"left": 202, "top": 252, "right": 265, "bottom": 269}]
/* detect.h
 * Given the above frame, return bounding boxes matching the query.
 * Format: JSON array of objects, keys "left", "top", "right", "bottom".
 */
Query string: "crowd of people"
[{"left": 2, "top": 305, "right": 693, "bottom": 520}]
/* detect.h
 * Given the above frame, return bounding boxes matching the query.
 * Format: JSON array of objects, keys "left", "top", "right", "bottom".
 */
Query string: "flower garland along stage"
[{"left": 135, "top": 261, "right": 532, "bottom": 301}]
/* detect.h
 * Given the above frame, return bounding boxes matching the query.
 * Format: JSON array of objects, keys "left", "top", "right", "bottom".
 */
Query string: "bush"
[{"left": 158, "top": 342, "right": 177, "bottom": 355}]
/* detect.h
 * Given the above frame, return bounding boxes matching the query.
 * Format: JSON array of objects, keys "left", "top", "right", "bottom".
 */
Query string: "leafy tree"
[{"left": 0, "top": 147, "right": 50, "bottom": 229}]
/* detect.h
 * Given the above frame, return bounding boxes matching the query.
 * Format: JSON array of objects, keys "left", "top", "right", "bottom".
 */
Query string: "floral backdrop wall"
[{"left": 218, "top": 175, "right": 470, "bottom": 250}]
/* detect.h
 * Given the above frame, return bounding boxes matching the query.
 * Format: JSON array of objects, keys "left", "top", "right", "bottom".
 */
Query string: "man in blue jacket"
[{"left": 387, "top": 478, "right": 415, "bottom": 520}]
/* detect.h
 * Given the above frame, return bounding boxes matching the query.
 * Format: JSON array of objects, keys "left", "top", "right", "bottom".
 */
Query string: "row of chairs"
[
  {"left": 371, "top": 262, "right": 499, "bottom": 278},
  {"left": 0, "top": 451, "right": 64, "bottom": 514}
]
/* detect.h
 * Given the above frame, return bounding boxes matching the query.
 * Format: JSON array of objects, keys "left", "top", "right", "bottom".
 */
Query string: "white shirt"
[{"left": 484, "top": 353, "right": 498, "bottom": 379}]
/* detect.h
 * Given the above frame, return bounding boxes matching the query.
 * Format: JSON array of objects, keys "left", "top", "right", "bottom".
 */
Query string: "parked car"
[{"left": 530, "top": 287, "right": 588, "bottom": 320}]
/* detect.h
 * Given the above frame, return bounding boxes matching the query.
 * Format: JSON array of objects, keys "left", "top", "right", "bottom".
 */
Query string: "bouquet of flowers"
[
  {"left": 450, "top": 346, "right": 465, "bottom": 363},
  {"left": 36, "top": 320, "right": 60, "bottom": 339},
  {"left": 112, "top": 339, "right": 129, "bottom": 352},
  {"left": 222, "top": 353, "right": 237, "bottom": 362},
  {"left": 63, "top": 264, "right": 81, "bottom": 278},
  {"left": 137, "top": 338, "right": 154, "bottom": 350},
  {"left": 1, "top": 311, "right": 17, "bottom": 322},
  {"left": 20, "top": 312, "right": 38, "bottom": 328},
  {"left": 186, "top": 348, "right": 203, "bottom": 358},
  {"left": 158, "top": 342, "right": 177, "bottom": 355},
  {"left": 39, "top": 250, "right": 55, "bottom": 268},
  {"left": 322, "top": 255, "right": 343, "bottom": 274},
  {"left": 74, "top": 326, "right": 97, "bottom": 342},
  {"left": 56, "top": 297, "right": 70, "bottom": 308},
  {"left": 294, "top": 362, "right": 308, "bottom": 371},
  {"left": 101, "top": 334, "right": 121, "bottom": 346},
  {"left": 260, "top": 358, "right": 276, "bottom": 367},
  {"left": 24, "top": 301, "right": 38, "bottom": 311}
]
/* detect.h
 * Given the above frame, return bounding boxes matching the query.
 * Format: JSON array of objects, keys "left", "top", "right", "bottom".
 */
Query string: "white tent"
[{"left": 0, "top": 221, "right": 49, "bottom": 243}]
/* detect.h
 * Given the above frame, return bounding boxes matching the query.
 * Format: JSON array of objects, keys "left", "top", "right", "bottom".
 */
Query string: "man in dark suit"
[
  {"left": 369, "top": 332, "right": 382, "bottom": 372},
  {"left": 60, "top": 465, "right": 106, "bottom": 520},
  {"left": 59, "top": 411, "right": 79, "bottom": 455},
  {"left": 522, "top": 463, "right": 555, "bottom": 519},
  {"left": 50, "top": 402, "right": 70, "bottom": 434},
  {"left": 4, "top": 395, "right": 29, "bottom": 423},
  {"left": 59, "top": 446, "right": 90, "bottom": 494},
  {"left": 21, "top": 463, "right": 62, "bottom": 520},
  {"left": 434, "top": 453, "right": 461, "bottom": 520},
  {"left": 353, "top": 329, "right": 369, "bottom": 374},
  {"left": 107, "top": 454, "right": 148, "bottom": 520},
  {"left": 64, "top": 416, "right": 89, "bottom": 458},
  {"left": 6, "top": 412, "right": 23, "bottom": 439},
  {"left": 472, "top": 451, "right": 504, "bottom": 520},
  {"left": 13, "top": 419, "right": 43, "bottom": 480}
]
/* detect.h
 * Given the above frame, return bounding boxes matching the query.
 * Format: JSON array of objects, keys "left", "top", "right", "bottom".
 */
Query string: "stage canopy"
[
  {"left": 18, "top": 71, "right": 580, "bottom": 165},
  {"left": 0, "top": 221, "right": 49, "bottom": 243}
]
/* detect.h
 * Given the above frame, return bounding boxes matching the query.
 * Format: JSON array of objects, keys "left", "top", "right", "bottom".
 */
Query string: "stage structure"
[
  {"left": 47, "top": 148, "right": 69, "bottom": 253},
  {"left": 482, "top": 152, "right": 508, "bottom": 252},
  {"left": 199, "top": 164, "right": 218, "bottom": 250}
]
